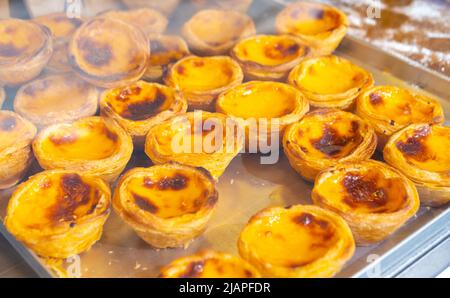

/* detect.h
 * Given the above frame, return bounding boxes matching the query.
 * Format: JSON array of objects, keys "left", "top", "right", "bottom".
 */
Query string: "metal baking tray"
[{"left": 0, "top": 0, "right": 449, "bottom": 278}]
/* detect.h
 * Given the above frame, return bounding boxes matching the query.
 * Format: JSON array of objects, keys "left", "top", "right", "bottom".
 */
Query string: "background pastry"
[{"left": 121, "top": 0, "right": 180, "bottom": 16}]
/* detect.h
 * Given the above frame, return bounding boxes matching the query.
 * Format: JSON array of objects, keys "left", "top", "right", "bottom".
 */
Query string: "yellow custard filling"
[
  {"left": 124, "top": 167, "right": 213, "bottom": 219},
  {"left": 233, "top": 35, "right": 305, "bottom": 66},
  {"left": 294, "top": 56, "right": 370, "bottom": 95},
  {"left": 103, "top": 81, "right": 175, "bottom": 121},
  {"left": 394, "top": 125, "right": 450, "bottom": 173},
  {"left": 361, "top": 86, "right": 444, "bottom": 127},
  {"left": 40, "top": 120, "right": 120, "bottom": 160},
  {"left": 34, "top": 13, "right": 82, "bottom": 39},
  {"left": 149, "top": 35, "right": 189, "bottom": 66},
  {"left": 217, "top": 81, "right": 298, "bottom": 118},
  {"left": 0, "top": 112, "right": 35, "bottom": 153},
  {"left": 241, "top": 207, "right": 339, "bottom": 268},
  {"left": 170, "top": 56, "right": 238, "bottom": 91},
  {"left": 0, "top": 19, "right": 47, "bottom": 62}
]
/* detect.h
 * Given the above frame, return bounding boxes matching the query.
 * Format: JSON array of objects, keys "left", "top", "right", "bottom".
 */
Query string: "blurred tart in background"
[
  {"left": 100, "top": 81, "right": 187, "bottom": 148},
  {"left": 14, "top": 74, "right": 98, "bottom": 128},
  {"left": 231, "top": 34, "right": 310, "bottom": 81},
  {"left": 384, "top": 124, "right": 450, "bottom": 207},
  {"left": 288, "top": 55, "right": 374, "bottom": 110},
  {"left": 283, "top": 109, "right": 377, "bottom": 181},
  {"left": 0, "top": 19, "right": 53, "bottom": 86},
  {"left": 0, "top": 111, "right": 36, "bottom": 189},
  {"left": 190, "top": 0, "right": 253, "bottom": 12},
  {"left": 0, "top": 86, "right": 4, "bottom": 108},
  {"left": 113, "top": 163, "right": 218, "bottom": 248},
  {"left": 182, "top": 9, "right": 255, "bottom": 56},
  {"left": 4, "top": 170, "right": 111, "bottom": 258},
  {"left": 121, "top": 0, "right": 180, "bottom": 16},
  {"left": 33, "top": 116, "right": 133, "bottom": 182},
  {"left": 276, "top": 1, "right": 348, "bottom": 57},
  {"left": 312, "top": 160, "right": 420, "bottom": 245}
]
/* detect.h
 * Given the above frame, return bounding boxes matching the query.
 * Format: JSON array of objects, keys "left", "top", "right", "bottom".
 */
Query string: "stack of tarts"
[{"left": 0, "top": 0, "right": 448, "bottom": 279}]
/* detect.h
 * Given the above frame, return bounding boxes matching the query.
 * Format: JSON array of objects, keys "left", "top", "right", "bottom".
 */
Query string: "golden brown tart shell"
[
  {"left": 356, "top": 85, "right": 445, "bottom": 150},
  {"left": 160, "top": 250, "right": 260, "bottom": 278},
  {"left": 384, "top": 124, "right": 450, "bottom": 207},
  {"left": 0, "top": 111, "right": 37, "bottom": 189},
  {"left": 33, "top": 116, "right": 133, "bottom": 183},
  {"left": 312, "top": 160, "right": 420, "bottom": 245},
  {"left": 100, "top": 81, "right": 187, "bottom": 148},
  {"left": 113, "top": 163, "right": 218, "bottom": 248},
  {"left": 165, "top": 55, "right": 243, "bottom": 111},
  {"left": 288, "top": 55, "right": 374, "bottom": 110},
  {"left": 231, "top": 34, "right": 310, "bottom": 81},
  {"left": 4, "top": 170, "right": 111, "bottom": 258},
  {"left": 283, "top": 109, "right": 377, "bottom": 181},
  {"left": 238, "top": 204, "right": 355, "bottom": 278},
  {"left": 14, "top": 74, "right": 99, "bottom": 128},
  {"left": 0, "top": 19, "right": 53, "bottom": 86},
  {"left": 182, "top": 9, "right": 256, "bottom": 56},
  {"left": 145, "top": 111, "right": 244, "bottom": 180},
  {"left": 121, "top": 0, "right": 180, "bottom": 15},
  {"left": 68, "top": 18, "right": 149, "bottom": 88},
  {"left": 275, "top": 2, "right": 348, "bottom": 57}
]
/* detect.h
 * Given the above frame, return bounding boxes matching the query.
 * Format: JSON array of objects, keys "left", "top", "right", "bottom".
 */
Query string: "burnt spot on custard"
[
  {"left": 77, "top": 37, "right": 113, "bottom": 67},
  {"left": 176, "top": 65, "right": 186, "bottom": 75},
  {"left": 49, "top": 133, "right": 78, "bottom": 145},
  {"left": 0, "top": 42, "right": 24, "bottom": 57},
  {"left": 103, "top": 126, "right": 119, "bottom": 143},
  {"left": 133, "top": 193, "right": 158, "bottom": 213},
  {"left": 264, "top": 42, "right": 300, "bottom": 61},
  {"left": 143, "top": 173, "right": 189, "bottom": 191},
  {"left": 116, "top": 86, "right": 142, "bottom": 101},
  {"left": 395, "top": 126, "right": 431, "bottom": 162},
  {"left": 180, "top": 260, "right": 205, "bottom": 278},
  {"left": 0, "top": 116, "right": 17, "bottom": 131},
  {"left": 308, "top": 8, "right": 325, "bottom": 19},
  {"left": 311, "top": 124, "right": 362, "bottom": 157},
  {"left": 193, "top": 60, "right": 205, "bottom": 67},
  {"left": 119, "top": 89, "right": 167, "bottom": 121},
  {"left": 292, "top": 212, "right": 329, "bottom": 230},
  {"left": 369, "top": 92, "right": 383, "bottom": 105}
]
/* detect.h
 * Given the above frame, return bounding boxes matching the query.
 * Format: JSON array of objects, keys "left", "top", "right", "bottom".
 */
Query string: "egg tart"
[
  {"left": 33, "top": 116, "right": 133, "bottom": 182},
  {"left": 238, "top": 204, "right": 355, "bottom": 278},
  {"left": 231, "top": 34, "right": 310, "bottom": 81},
  {"left": 145, "top": 111, "right": 244, "bottom": 179},
  {"left": 356, "top": 86, "right": 445, "bottom": 150},
  {"left": 216, "top": 81, "right": 309, "bottom": 149},
  {"left": 283, "top": 109, "right": 377, "bottom": 181},
  {"left": 100, "top": 81, "right": 187, "bottom": 148},
  {"left": 0, "top": 19, "right": 53, "bottom": 86},
  {"left": 312, "top": 160, "right": 420, "bottom": 245},
  {"left": 0, "top": 86, "right": 4, "bottom": 108},
  {"left": 113, "top": 163, "right": 218, "bottom": 248},
  {"left": 0, "top": 111, "right": 37, "bottom": 189},
  {"left": 101, "top": 8, "right": 168, "bottom": 37},
  {"left": 275, "top": 2, "right": 348, "bottom": 57},
  {"left": 384, "top": 124, "right": 450, "bottom": 207},
  {"left": 165, "top": 56, "right": 243, "bottom": 111},
  {"left": 14, "top": 74, "right": 98, "bottom": 128},
  {"left": 160, "top": 250, "right": 260, "bottom": 278},
  {"left": 143, "top": 35, "right": 190, "bottom": 82},
  {"left": 182, "top": 9, "right": 256, "bottom": 56},
  {"left": 121, "top": 0, "right": 180, "bottom": 15},
  {"left": 34, "top": 13, "right": 83, "bottom": 73},
  {"left": 288, "top": 55, "right": 374, "bottom": 110},
  {"left": 68, "top": 18, "right": 149, "bottom": 88},
  {"left": 4, "top": 170, "right": 111, "bottom": 258}
]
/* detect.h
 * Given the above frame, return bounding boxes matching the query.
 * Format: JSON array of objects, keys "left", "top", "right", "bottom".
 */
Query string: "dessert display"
[
  {"left": 113, "top": 163, "right": 218, "bottom": 248},
  {"left": 182, "top": 9, "right": 256, "bottom": 56},
  {"left": 216, "top": 81, "right": 309, "bottom": 148},
  {"left": 160, "top": 250, "right": 260, "bottom": 278},
  {"left": 0, "top": 18, "right": 53, "bottom": 85},
  {"left": 231, "top": 34, "right": 310, "bottom": 81},
  {"left": 0, "top": 111, "right": 36, "bottom": 189},
  {"left": 14, "top": 74, "right": 99, "bottom": 128},
  {"left": 34, "top": 13, "right": 83, "bottom": 73},
  {"left": 68, "top": 18, "right": 149, "bottom": 88},
  {"left": 288, "top": 55, "right": 374, "bottom": 110},
  {"left": 276, "top": 1, "right": 348, "bottom": 57},
  {"left": 4, "top": 170, "right": 111, "bottom": 258},
  {"left": 384, "top": 124, "right": 450, "bottom": 207},
  {"left": 121, "top": 0, "right": 180, "bottom": 15},
  {"left": 100, "top": 8, "right": 168, "bottom": 37},
  {"left": 165, "top": 56, "right": 243, "bottom": 110},
  {"left": 32, "top": 116, "right": 133, "bottom": 182},
  {"left": 145, "top": 111, "right": 244, "bottom": 179},
  {"left": 238, "top": 205, "right": 355, "bottom": 277},
  {"left": 312, "top": 160, "right": 420, "bottom": 245},
  {"left": 283, "top": 109, "right": 377, "bottom": 181},
  {"left": 356, "top": 86, "right": 445, "bottom": 150},
  {"left": 143, "top": 35, "right": 190, "bottom": 82},
  {"left": 99, "top": 80, "right": 187, "bottom": 147}
]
